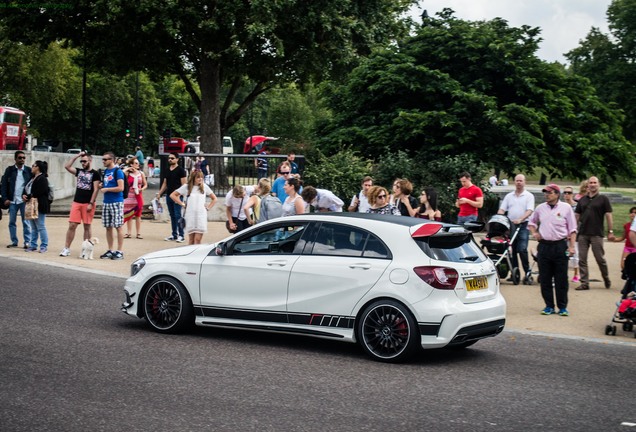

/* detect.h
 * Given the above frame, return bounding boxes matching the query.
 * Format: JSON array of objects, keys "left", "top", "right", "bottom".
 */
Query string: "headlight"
[{"left": 130, "top": 258, "right": 146, "bottom": 276}]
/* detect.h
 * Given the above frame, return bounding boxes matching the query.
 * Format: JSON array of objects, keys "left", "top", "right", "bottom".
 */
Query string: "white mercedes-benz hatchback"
[{"left": 122, "top": 213, "right": 505, "bottom": 362}]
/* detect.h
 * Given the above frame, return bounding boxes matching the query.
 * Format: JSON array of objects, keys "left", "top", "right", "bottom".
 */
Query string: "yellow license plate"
[{"left": 465, "top": 276, "right": 488, "bottom": 291}]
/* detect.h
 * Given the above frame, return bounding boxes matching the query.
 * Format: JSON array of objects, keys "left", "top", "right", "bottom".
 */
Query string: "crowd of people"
[{"left": 1, "top": 148, "right": 632, "bottom": 321}]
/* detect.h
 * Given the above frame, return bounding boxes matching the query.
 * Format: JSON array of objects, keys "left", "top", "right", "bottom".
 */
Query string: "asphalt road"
[{"left": 1, "top": 260, "right": 635, "bottom": 432}]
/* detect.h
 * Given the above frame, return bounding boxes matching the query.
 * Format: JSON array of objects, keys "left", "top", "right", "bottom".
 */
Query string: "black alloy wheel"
[
  {"left": 143, "top": 276, "right": 193, "bottom": 333},
  {"left": 358, "top": 300, "right": 419, "bottom": 362}
]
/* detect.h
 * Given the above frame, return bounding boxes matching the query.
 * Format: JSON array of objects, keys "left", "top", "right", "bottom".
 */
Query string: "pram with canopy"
[{"left": 480, "top": 214, "right": 532, "bottom": 285}]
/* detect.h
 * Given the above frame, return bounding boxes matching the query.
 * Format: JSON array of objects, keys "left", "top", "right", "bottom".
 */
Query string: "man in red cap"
[{"left": 528, "top": 183, "right": 577, "bottom": 316}]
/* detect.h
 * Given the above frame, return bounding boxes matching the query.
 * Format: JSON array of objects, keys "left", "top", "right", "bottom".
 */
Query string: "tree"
[
  {"left": 1, "top": 0, "right": 415, "bottom": 153},
  {"left": 318, "top": 9, "right": 635, "bottom": 181},
  {"left": 567, "top": 0, "right": 636, "bottom": 142}
]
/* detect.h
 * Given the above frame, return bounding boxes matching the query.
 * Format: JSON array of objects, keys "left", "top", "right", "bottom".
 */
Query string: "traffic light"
[
  {"left": 138, "top": 123, "right": 144, "bottom": 140},
  {"left": 125, "top": 121, "right": 131, "bottom": 138}
]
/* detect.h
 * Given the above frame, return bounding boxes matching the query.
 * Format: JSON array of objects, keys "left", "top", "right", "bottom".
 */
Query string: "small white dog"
[{"left": 80, "top": 237, "right": 99, "bottom": 260}]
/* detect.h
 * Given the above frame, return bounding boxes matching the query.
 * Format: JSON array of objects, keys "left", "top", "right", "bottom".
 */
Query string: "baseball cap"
[{"left": 542, "top": 183, "right": 561, "bottom": 193}]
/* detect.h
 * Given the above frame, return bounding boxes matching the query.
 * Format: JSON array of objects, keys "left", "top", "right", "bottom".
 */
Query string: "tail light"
[{"left": 413, "top": 266, "right": 459, "bottom": 290}]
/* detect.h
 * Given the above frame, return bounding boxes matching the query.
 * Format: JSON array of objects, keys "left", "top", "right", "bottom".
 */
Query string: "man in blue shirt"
[
  {"left": 1, "top": 150, "right": 32, "bottom": 248},
  {"left": 271, "top": 162, "right": 292, "bottom": 204},
  {"left": 99, "top": 151, "right": 125, "bottom": 260}
]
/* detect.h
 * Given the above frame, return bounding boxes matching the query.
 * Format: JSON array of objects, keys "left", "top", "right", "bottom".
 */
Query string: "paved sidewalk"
[{"left": 1, "top": 205, "right": 635, "bottom": 345}]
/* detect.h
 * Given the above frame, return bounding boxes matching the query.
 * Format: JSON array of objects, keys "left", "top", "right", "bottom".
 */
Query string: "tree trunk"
[{"left": 199, "top": 58, "right": 222, "bottom": 154}]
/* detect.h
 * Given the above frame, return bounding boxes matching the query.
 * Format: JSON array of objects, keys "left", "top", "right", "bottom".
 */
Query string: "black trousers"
[{"left": 537, "top": 240, "right": 569, "bottom": 310}]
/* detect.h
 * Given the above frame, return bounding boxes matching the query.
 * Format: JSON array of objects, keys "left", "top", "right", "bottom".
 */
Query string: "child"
[{"left": 612, "top": 206, "right": 636, "bottom": 270}]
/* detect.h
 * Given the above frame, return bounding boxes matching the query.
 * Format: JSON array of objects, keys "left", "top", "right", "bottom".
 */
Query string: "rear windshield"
[{"left": 415, "top": 233, "right": 487, "bottom": 263}]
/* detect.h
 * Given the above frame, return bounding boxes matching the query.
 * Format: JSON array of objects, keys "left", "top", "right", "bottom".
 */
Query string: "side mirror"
[
  {"left": 215, "top": 242, "right": 226, "bottom": 256},
  {"left": 463, "top": 222, "right": 485, "bottom": 233}
]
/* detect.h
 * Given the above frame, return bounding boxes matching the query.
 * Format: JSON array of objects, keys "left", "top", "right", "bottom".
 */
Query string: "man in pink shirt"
[
  {"left": 455, "top": 172, "right": 483, "bottom": 225},
  {"left": 528, "top": 183, "right": 577, "bottom": 317}
]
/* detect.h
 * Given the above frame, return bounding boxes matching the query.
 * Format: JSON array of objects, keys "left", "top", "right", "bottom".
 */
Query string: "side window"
[
  {"left": 363, "top": 235, "right": 390, "bottom": 259},
  {"left": 311, "top": 223, "right": 367, "bottom": 257},
  {"left": 232, "top": 224, "right": 306, "bottom": 255}
]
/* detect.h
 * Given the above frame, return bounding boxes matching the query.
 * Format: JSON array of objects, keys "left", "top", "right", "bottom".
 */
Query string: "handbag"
[
  {"left": 178, "top": 216, "right": 186, "bottom": 231},
  {"left": 225, "top": 196, "right": 244, "bottom": 234},
  {"left": 25, "top": 197, "right": 39, "bottom": 220},
  {"left": 225, "top": 220, "right": 237, "bottom": 234}
]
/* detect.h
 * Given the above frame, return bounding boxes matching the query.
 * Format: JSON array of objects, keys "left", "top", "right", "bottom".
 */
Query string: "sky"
[{"left": 410, "top": 0, "right": 613, "bottom": 63}]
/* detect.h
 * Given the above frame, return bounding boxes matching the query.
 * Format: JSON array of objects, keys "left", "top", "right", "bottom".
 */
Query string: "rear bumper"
[{"left": 416, "top": 293, "right": 506, "bottom": 349}]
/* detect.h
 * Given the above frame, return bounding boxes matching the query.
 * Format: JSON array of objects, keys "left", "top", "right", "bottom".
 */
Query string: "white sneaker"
[
  {"left": 59, "top": 247, "right": 71, "bottom": 257},
  {"left": 176, "top": 236, "right": 185, "bottom": 243},
  {"left": 165, "top": 236, "right": 176, "bottom": 241}
]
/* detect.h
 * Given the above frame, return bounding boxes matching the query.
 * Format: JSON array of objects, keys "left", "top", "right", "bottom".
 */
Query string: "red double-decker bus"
[{"left": 0, "top": 106, "right": 27, "bottom": 151}]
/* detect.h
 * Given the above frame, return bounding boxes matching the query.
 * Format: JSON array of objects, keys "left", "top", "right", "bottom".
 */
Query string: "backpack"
[
  {"left": 109, "top": 167, "right": 129, "bottom": 197},
  {"left": 259, "top": 194, "right": 283, "bottom": 222}
]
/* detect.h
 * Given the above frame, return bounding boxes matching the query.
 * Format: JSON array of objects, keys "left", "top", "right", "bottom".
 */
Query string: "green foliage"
[
  {"left": 0, "top": 0, "right": 416, "bottom": 153},
  {"left": 301, "top": 148, "right": 373, "bottom": 205},
  {"left": 567, "top": 0, "right": 636, "bottom": 144},
  {"left": 318, "top": 10, "right": 635, "bottom": 183}
]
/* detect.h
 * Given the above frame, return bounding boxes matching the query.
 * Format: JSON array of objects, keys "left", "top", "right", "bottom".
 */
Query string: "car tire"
[
  {"left": 143, "top": 276, "right": 194, "bottom": 333},
  {"left": 357, "top": 300, "right": 420, "bottom": 363}
]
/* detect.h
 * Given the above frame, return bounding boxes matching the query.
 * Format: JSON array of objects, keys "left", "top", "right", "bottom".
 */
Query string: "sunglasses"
[
  {"left": 102, "top": 158, "right": 112, "bottom": 161},
  {"left": 80, "top": 160, "right": 89, "bottom": 163},
  {"left": 280, "top": 172, "right": 290, "bottom": 175},
  {"left": 563, "top": 191, "right": 573, "bottom": 194},
  {"left": 377, "top": 194, "right": 387, "bottom": 198},
  {"left": 16, "top": 156, "right": 26, "bottom": 159},
  {"left": 543, "top": 190, "right": 555, "bottom": 194}
]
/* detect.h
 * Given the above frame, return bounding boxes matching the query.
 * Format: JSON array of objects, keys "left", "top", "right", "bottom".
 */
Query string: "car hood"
[{"left": 141, "top": 244, "right": 213, "bottom": 260}]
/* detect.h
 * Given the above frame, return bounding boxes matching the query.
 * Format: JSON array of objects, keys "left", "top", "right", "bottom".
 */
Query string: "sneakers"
[
  {"left": 541, "top": 307, "right": 555, "bottom": 315},
  {"left": 558, "top": 309, "right": 569, "bottom": 317},
  {"left": 604, "top": 279, "right": 611, "bottom": 289},
  {"left": 59, "top": 248, "right": 71, "bottom": 257},
  {"left": 165, "top": 236, "right": 176, "bottom": 241},
  {"left": 575, "top": 284, "right": 589, "bottom": 291},
  {"left": 572, "top": 276, "right": 579, "bottom": 282},
  {"left": 176, "top": 236, "right": 185, "bottom": 243},
  {"left": 100, "top": 250, "right": 114, "bottom": 259},
  {"left": 6, "top": 243, "right": 18, "bottom": 248},
  {"left": 25, "top": 246, "right": 37, "bottom": 252},
  {"left": 112, "top": 251, "right": 124, "bottom": 260},
  {"left": 39, "top": 246, "right": 47, "bottom": 253}
]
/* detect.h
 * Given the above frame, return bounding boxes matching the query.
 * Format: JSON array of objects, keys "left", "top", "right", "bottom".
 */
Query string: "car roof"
[{"left": 283, "top": 212, "right": 460, "bottom": 229}]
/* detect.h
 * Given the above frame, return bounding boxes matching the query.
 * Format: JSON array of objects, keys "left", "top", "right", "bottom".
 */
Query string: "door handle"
[
  {"left": 267, "top": 260, "right": 287, "bottom": 267},
  {"left": 349, "top": 264, "right": 371, "bottom": 270}
]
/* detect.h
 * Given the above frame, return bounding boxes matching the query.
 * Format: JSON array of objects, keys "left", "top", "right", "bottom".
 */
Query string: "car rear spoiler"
[{"left": 411, "top": 221, "right": 484, "bottom": 238}]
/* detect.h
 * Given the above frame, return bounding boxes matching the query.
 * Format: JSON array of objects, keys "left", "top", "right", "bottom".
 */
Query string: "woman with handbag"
[
  {"left": 170, "top": 171, "right": 217, "bottom": 245},
  {"left": 22, "top": 160, "right": 51, "bottom": 253}
]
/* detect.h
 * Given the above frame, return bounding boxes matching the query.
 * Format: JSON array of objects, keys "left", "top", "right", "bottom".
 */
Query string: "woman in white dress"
[
  {"left": 282, "top": 177, "right": 305, "bottom": 217},
  {"left": 170, "top": 171, "right": 217, "bottom": 245}
]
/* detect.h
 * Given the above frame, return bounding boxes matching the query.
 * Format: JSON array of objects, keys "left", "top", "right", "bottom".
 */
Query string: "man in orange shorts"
[{"left": 59, "top": 151, "right": 100, "bottom": 257}]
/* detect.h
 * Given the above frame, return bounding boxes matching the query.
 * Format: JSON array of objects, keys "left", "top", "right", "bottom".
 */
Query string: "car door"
[
  {"left": 198, "top": 222, "right": 308, "bottom": 322},
  {"left": 287, "top": 222, "right": 391, "bottom": 317}
]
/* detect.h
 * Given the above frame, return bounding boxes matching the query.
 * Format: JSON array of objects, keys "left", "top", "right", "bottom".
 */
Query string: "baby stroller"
[
  {"left": 480, "top": 214, "right": 530, "bottom": 285},
  {"left": 605, "top": 253, "right": 636, "bottom": 338}
]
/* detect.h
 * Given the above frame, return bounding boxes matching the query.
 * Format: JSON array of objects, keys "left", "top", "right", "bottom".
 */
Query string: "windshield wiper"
[{"left": 460, "top": 256, "right": 479, "bottom": 261}]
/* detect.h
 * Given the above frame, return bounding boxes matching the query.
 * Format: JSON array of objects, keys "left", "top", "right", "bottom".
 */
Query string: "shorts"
[
  {"left": 624, "top": 246, "right": 636, "bottom": 255},
  {"left": 102, "top": 202, "right": 124, "bottom": 228},
  {"left": 69, "top": 202, "right": 95, "bottom": 225}
]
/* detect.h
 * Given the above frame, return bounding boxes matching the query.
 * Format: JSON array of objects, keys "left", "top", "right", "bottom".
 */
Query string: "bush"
[{"left": 302, "top": 147, "right": 373, "bottom": 206}]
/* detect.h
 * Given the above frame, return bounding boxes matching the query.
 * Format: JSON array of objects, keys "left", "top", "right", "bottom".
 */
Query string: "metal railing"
[{"left": 158, "top": 153, "right": 304, "bottom": 196}]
